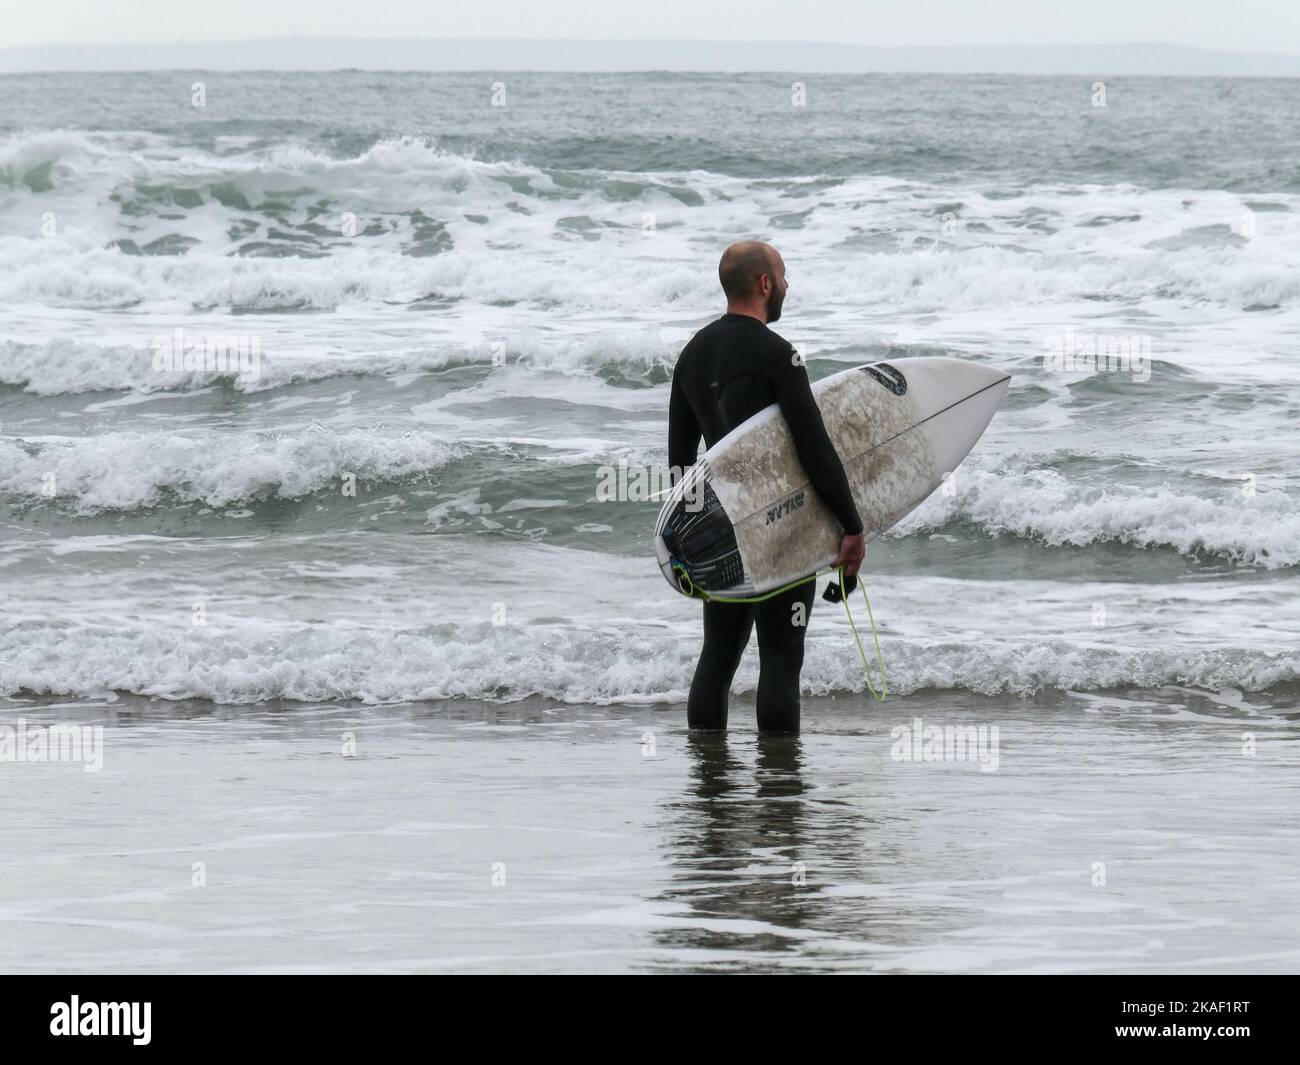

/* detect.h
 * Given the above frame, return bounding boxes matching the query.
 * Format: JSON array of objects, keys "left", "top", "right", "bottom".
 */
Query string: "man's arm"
[
  {"left": 770, "top": 346, "right": 864, "bottom": 537},
  {"left": 667, "top": 357, "right": 701, "bottom": 486}
]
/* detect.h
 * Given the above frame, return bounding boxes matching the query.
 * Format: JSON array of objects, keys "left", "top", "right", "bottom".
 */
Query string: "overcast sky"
[{"left": 4, "top": 0, "right": 1298, "bottom": 53}]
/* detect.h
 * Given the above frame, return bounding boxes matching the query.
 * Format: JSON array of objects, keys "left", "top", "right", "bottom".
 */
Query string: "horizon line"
[{"left": 4, "top": 36, "right": 1299, "bottom": 57}]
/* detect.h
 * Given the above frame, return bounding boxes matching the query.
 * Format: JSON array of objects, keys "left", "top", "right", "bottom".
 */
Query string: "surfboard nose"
[
  {"left": 945, "top": 359, "right": 1011, "bottom": 428},
  {"left": 881, "top": 356, "right": 1010, "bottom": 474}
]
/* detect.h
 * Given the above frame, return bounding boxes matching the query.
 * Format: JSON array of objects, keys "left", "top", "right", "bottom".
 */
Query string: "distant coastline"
[{"left": 2, "top": 37, "right": 1299, "bottom": 76}]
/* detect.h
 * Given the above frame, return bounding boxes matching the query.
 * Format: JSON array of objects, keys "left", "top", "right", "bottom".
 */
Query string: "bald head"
[
  {"left": 718, "top": 241, "right": 779, "bottom": 301},
  {"left": 718, "top": 241, "right": 787, "bottom": 323}
]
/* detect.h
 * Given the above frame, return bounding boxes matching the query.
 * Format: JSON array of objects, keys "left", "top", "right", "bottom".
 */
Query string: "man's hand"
[{"left": 834, "top": 532, "right": 865, "bottom": 579}]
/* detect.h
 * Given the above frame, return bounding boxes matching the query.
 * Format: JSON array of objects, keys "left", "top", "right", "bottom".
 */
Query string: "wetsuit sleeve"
[
  {"left": 769, "top": 345, "right": 864, "bottom": 536},
  {"left": 667, "top": 356, "right": 701, "bottom": 485}
]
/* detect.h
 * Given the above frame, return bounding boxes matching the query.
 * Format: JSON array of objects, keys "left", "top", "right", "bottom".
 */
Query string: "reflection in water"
[{"left": 650, "top": 730, "right": 877, "bottom": 972}]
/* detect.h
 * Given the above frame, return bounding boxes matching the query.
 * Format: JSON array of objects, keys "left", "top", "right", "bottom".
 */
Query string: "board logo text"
[{"left": 765, "top": 490, "right": 805, "bottom": 526}]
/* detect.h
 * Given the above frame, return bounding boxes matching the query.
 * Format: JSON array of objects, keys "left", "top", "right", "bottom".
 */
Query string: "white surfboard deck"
[{"left": 654, "top": 357, "right": 1011, "bottom": 597}]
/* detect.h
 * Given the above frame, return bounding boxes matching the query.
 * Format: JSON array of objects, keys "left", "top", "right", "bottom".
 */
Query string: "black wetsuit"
[{"left": 668, "top": 313, "right": 863, "bottom": 734}]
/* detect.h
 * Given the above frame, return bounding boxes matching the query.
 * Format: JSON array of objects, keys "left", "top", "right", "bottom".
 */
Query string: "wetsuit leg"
[
  {"left": 753, "top": 581, "right": 816, "bottom": 734},
  {"left": 687, "top": 599, "right": 754, "bottom": 731}
]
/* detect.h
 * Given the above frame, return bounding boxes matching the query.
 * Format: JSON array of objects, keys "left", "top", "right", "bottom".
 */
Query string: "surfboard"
[{"left": 653, "top": 357, "right": 1011, "bottom": 598}]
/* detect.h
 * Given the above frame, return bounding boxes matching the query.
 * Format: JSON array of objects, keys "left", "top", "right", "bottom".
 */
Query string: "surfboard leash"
[
  {"left": 668, "top": 562, "right": 888, "bottom": 702},
  {"left": 833, "top": 566, "right": 888, "bottom": 703}
]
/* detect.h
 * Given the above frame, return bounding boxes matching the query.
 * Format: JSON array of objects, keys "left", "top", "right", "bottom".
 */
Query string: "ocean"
[{"left": 1, "top": 70, "right": 1298, "bottom": 973}]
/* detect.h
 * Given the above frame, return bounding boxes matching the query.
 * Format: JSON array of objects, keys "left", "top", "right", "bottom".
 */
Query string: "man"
[{"left": 668, "top": 241, "right": 865, "bottom": 735}]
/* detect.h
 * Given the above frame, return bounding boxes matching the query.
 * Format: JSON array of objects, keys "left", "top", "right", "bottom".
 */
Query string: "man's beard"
[{"left": 765, "top": 284, "right": 785, "bottom": 323}]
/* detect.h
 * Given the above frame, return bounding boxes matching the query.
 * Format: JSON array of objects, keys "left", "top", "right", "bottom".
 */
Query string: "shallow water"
[{"left": 4, "top": 689, "right": 1297, "bottom": 974}]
